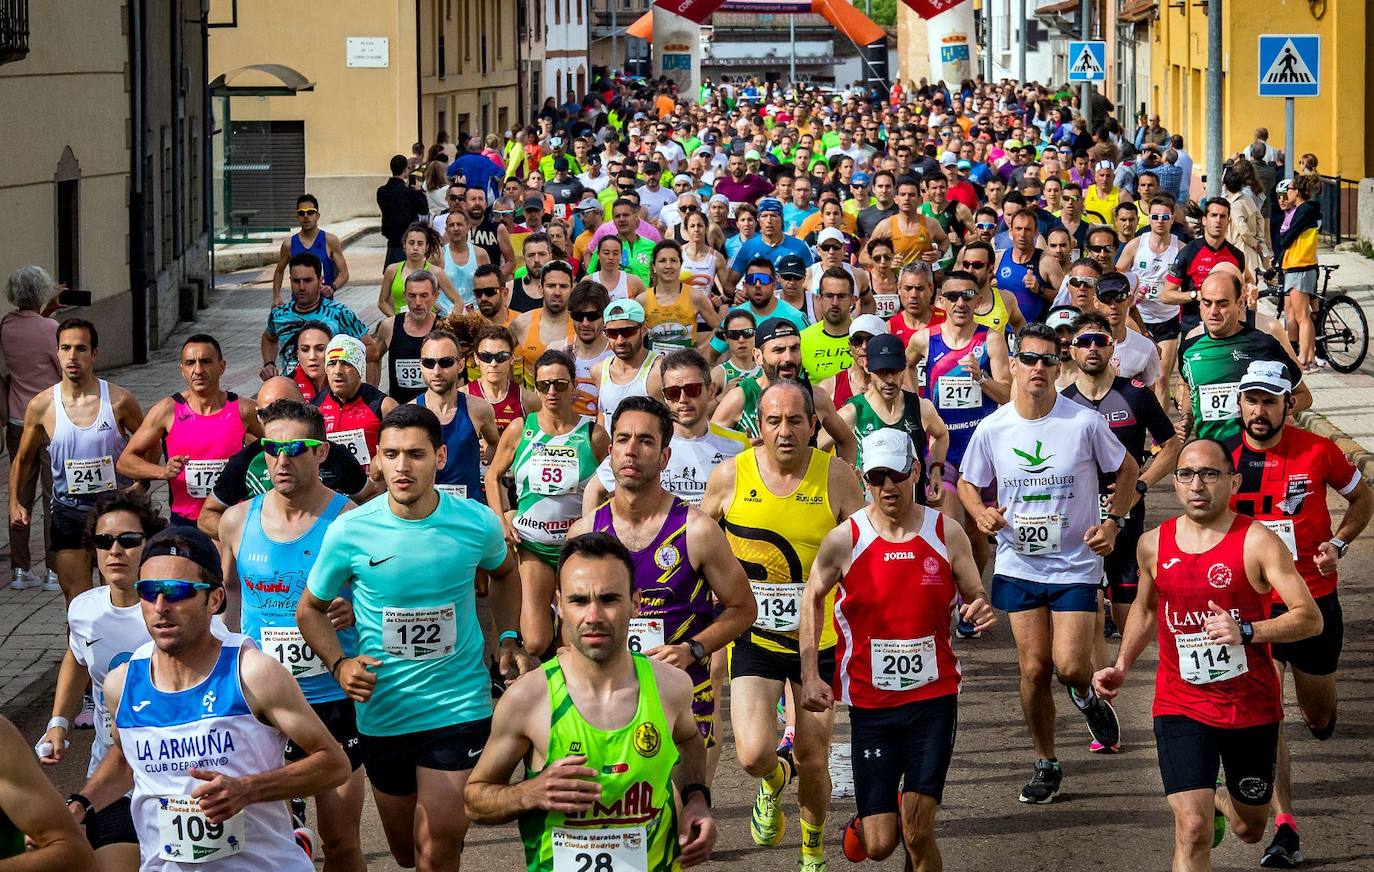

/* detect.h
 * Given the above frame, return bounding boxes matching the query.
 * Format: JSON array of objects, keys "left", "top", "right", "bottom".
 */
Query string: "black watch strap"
[
  {"left": 681, "top": 782, "right": 712, "bottom": 807},
  {"left": 68, "top": 793, "right": 94, "bottom": 816},
  {"left": 1238, "top": 620, "right": 1255, "bottom": 646},
  {"left": 687, "top": 639, "right": 707, "bottom": 661},
  {"left": 1135, "top": 480, "right": 1149, "bottom": 495}
]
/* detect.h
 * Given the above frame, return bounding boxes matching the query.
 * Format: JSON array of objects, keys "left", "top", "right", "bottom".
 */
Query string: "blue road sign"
[
  {"left": 1067, "top": 41, "right": 1106, "bottom": 83},
  {"left": 1258, "top": 35, "right": 1320, "bottom": 98}
]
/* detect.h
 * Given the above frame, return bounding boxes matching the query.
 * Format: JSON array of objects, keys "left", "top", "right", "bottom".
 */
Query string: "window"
[
  {"left": 439, "top": 32, "right": 446, "bottom": 77},
  {"left": 0, "top": 0, "right": 29, "bottom": 65},
  {"left": 554, "top": 0, "right": 560, "bottom": 25},
  {"left": 54, "top": 147, "right": 80, "bottom": 291},
  {"left": 576, "top": 0, "right": 582, "bottom": 24}
]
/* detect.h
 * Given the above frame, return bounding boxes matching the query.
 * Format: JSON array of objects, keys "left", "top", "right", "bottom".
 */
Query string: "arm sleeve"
[
  {"left": 211, "top": 446, "right": 255, "bottom": 507},
  {"left": 306, "top": 521, "right": 353, "bottom": 601},
  {"left": 320, "top": 447, "right": 368, "bottom": 497},
  {"left": 477, "top": 505, "right": 510, "bottom": 571},
  {"left": 1140, "top": 389, "right": 1176, "bottom": 448}
]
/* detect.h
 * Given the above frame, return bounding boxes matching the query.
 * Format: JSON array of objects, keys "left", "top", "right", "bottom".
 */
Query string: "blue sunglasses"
[{"left": 136, "top": 579, "right": 213, "bottom": 603}]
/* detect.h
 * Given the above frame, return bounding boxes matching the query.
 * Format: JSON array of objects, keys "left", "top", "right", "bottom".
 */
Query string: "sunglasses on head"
[
  {"left": 92, "top": 531, "right": 146, "bottom": 551},
  {"left": 662, "top": 383, "right": 705, "bottom": 401},
  {"left": 262, "top": 437, "right": 325, "bottom": 458},
  {"left": 569, "top": 310, "right": 602, "bottom": 323},
  {"left": 744, "top": 273, "right": 774, "bottom": 285},
  {"left": 476, "top": 350, "right": 513, "bottom": 364},
  {"left": 535, "top": 378, "right": 571, "bottom": 393},
  {"left": 1015, "top": 351, "right": 1061, "bottom": 367},
  {"left": 941, "top": 289, "right": 977, "bottom": 302},
  {"left": 296, "top": 209, "right": 318, "bottom": 217},
  {"left": 724, "top": 328, "right": 755, "bottom": 340},
  {"left": 136, "top": 579, "right": 213, "bottom": 604},
  {"left": 864, "top": 467, "right": 912, "bottom": 487},
  {"left": 1071, "top": 332, "right": 1112, "bottom": 349}
]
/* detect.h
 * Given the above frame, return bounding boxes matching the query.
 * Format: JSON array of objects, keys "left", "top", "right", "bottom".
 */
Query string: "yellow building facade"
[{"left": 1149, "top": 0, "right": 1371, "bottom": 181}]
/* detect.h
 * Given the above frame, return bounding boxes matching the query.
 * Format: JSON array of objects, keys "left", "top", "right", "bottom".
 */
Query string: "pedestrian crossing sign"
[
  {"left": 1067, "top": 41, "right": 1106, "bottom": 82},
  {"left": 1258, "top": 35, "right": 1320, "bottom": 97}
]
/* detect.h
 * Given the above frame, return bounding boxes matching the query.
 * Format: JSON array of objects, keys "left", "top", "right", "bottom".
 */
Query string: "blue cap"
[
  {"left": 757, "top": 197, "right": 783, "bottom": 214},
  {"left": 852, "top": 172, "right": 870, "bottom": 185}
]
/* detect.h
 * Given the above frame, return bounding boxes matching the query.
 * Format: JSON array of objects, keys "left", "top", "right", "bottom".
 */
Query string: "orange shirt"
[
  {"left": 794, "top": 211, "right": 858, "bottom": 240},
  {"left": 655, "top": 93, "right": 676, "bottom": 119}
]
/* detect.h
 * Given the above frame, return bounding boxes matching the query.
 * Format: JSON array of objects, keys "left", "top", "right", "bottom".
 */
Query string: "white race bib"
[
  {"left": 751, "top": 582, "right": 802, "bottom": 632},
  {"left": 395, "top": 359, "right": 425, "bottom": 389},
  {"left": 330, "top": 428, "right": 372, "bottom": 466},
  {"left": 382, "top": 605, "right": 457, "bottom": 660},
  {"left": 64, "top": 456, "right": 116, "bottom": 495},
  {"left": 1012, "top": 511, "right": 1063, "bottom": 555},
  {"left": 1175, "top": 631, "right": 1249, "bottom": 685},
  {"left": 183, "top": 460, "right": 227, "bottom": 499},
  {"left": 1198, "top": 382, "right": 1240, "bottom": 422},
  {"left": 874, "top": 293, "right": 899, "bottom": 319},
  {"left": 1260, "top": 519, "right": 1298, "bottom": 560},
  {"left": 627, "top": 617, "right": 665, "bottom": 654},
  {"left": 156, "top": 796, "right": 245, "bottom": 863},
  {"left": 551, "top": 827, "right": 648, "bottom": 872},
  {"left": 260, "top": 625, "right": 326, "bottom": 679},
  {"left": 437, "top": 484, "right": 469, "bottom": 499},
  {"left": 532, "top": 446, "right": 579, "bottom": 496},
  {"left": 1099, "top": 492, "right": 1111, "bottom": 523},
  {"left": 937, "top": 374, "right": 979, "bottom": 410},
  {"left": 869, "top": 637, "right": 939, "bottom": 692},
  {"left": 97, "top": 707, "right": 113, "bottom": 747}
]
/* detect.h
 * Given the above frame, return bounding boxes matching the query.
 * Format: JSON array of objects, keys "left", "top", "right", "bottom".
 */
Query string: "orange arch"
[{"left": 633, "top": 3, "right": 885, "bottom": 44}]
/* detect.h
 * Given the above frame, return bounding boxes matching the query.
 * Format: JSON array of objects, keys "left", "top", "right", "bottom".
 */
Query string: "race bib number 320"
[
  {"left": 157, "top": 796, "right": 244, "bottom": 863},
  {"left": 382, "top": 605, "right": 457, "bottom": 660},
  {"left": 1012, "top": 512, "right": 1063, "bottom": 555},
  {"left": 551, "top": 827, "right": 648, "bottom": 872}
]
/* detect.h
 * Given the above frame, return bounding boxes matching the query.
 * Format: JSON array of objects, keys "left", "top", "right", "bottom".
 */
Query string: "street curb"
[
  {"left": 212, "top": 221, "right": 381, "bottom": 274},
  {"left": 1296, "top": 409, "right": 1374, "bottom": 484}
]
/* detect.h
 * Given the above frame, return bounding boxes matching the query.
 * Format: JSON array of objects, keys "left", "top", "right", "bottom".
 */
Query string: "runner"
[
  {"left": 958, "top": 321, "right": 1139, "bottom": 801},
  {"left": 464, "top": 532, "right": 717, "bottom": 871},
  {"left": 993, "top": 211, "right": 1061, "bottom": 324},
  {"left": 1095, "top": 272, "right": 1163, "bottom": 389},
  {"left": 959, "top": 241, "right": 1026, "bottom": 335},
  {"left": 290, "top": 321, "right": 332, "bottom": 402},
  {"left": 378, "top": 222, "right": 462, "bottom": 317},
  {"left": 572, "top": 395, "right": 754, "bottom": 781},
  {"left": 722, "top": 197, "right": 814, "bottom": 288},
  {"left": 1162, "top": 198, "right": 1248, "bottom": 334},
  {"left": 1092, "top": 438, "right": 1322, "bottom": 871},
  {"left": 799, "top": 267, "right": 858, "bottom": 383},
  {"left": 1117, "top": 196, "right": 1183, "bottom": 407},
  {"left": 465, "top": 187, "right": 516, "bottom": 280},
  {"left": 413, "top": 330, "right": 501, "bottom": 500},
  {"left": 261, "top": 253, "right": 369, "bottom": 381},
  {"left": 75, "top": 526, "right": 350, "bottom": 871},
  {"left": 800, "top": 429, "right": 995, "bottom": 869},
  {"left": 511, "top": 261, "right": 576, "bottom": 388},
  {"left": 441, "top": 208, "right": 490, "bottom": 310},
  {"left": 218, "top": 399, "right": 367, "bottom": 872},
  {"left": 869, "top": 178, "right": 948, "bottom": 268},
  {"left": 816, "top": 314, "right": 887, "bottom": 410},
  {"left": 471, "top": 263, "right": 517, "bottom": 332},
  {"left": 886, "top": 262, "right": 943, "bottom": 352},
  {"left": 712, "top": 309, "right": 763, "bottom": 394},
  {"left": 298, "top": 404, "right": 532, "bottom": 871},
  {"left": 589, "top": 235, "right": 648, "bottom": 302},
  {"left": 1222, "top": 363, "right": 1373, "bottom": 867},
  {"left": 369, "top": 269, "right": 442, "bottom": 403},
  {"left": 0, "top": 714, "right": 95, "bottom": 869},
  {"left": 775, "top": 254, "right": 821, "bottom": 325},
  {"left": 590, "top": 299, "right": 664, "bottom": 431},
  {"left": 271, "top": 194, "right": 350, "bottom": 306},
  {"left": 918, "top": 174, "right": 974, "bottom": 272},
  {"left": 804, "top": 227, "right": 872, "bottom": 307},
  {"left": 710, "top": 257, "right": 808, "bottom": 366},
  {"left": 38, "top": 490, "right": 165, "bottom": 872},
  {"left": 465, "top": 324, "right": 541, "bottom": 439},
  {"left": 702, "top": 381, "right": 865, "bottom": 871},
  {"left": 118, "top": 334, "right": 261, "bottom": 528},
  {"left": 637, "top": 239, "right": 719, "bottom": 352},
  {"left": 553, "top": 279, "right": 614, "bottom": 418},
  {"left": 311, "top": 334, "right": 399, "bottom": 474},
  {"left": 486, "top": 349, "right": 610, "bottom": 655},
  {"left": 9, "top": 318, "right": 143, "bottom": 600}
]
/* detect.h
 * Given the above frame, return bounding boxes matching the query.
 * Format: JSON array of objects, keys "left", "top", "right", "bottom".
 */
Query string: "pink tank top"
[{"left": 164, "top": 392, "right": 246, "bottom": 520}]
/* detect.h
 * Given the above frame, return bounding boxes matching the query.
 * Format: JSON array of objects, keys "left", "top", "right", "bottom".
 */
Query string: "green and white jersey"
[
  {"left": 1179, "top": 325, "right": 1302, "bottom": 442},
  {"left": 519, "top": 654, "right": 680, "bottom": 872},
  {"left": 513, "top": 413, "right": 598, "bottom": 545},
  {"left": 718, "top": 358, "right": 760, "bottom": 388}
]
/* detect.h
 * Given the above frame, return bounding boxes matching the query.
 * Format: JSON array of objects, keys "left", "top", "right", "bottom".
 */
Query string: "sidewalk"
[{"left": 211, "top": 217, "right": 382, "bottom": 275}]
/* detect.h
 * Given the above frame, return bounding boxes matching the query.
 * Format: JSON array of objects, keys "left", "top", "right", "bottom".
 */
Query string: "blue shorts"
[{"left": 991, "top": 574, "right": 1099, "bottom": 613}]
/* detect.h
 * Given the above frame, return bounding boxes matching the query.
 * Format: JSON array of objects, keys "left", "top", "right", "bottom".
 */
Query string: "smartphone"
[{"left": 58, "top": 287, "right": 92, "bottom": 307}]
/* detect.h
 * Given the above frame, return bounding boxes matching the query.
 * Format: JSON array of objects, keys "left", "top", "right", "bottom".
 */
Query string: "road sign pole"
[
  {"left": 1080, "top": 0, "right": 1091, "bottom": 130},
  {"left": 1205, "top": 0, "right": 1223, "bottom": 197},
  {"left": 1284, "top": 96, "right": 1294, "bottom": 181}
]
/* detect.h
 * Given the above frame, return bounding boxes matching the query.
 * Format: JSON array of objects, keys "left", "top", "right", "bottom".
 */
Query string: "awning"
[
  {"left": 209, "top": 64, "right": 315, "bottom": 97},
  {"left": 627, "top": 10, "right": 653, "bottom": 40},
  {"left": 1119, "top": 0, "right": 1157, "bottom": 21},
  {"left": 1035, "top": 0, "right": 1079, "bottom": 14}
]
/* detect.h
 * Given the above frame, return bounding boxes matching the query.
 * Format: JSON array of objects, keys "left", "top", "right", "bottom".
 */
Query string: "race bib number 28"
[{"left": 551, "top": 827, "right": 648, "bottom": 872}]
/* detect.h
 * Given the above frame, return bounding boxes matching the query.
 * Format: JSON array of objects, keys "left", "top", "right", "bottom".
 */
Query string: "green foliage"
[{"left": 850, "top": 0, "right": 897, "bottom": 27}]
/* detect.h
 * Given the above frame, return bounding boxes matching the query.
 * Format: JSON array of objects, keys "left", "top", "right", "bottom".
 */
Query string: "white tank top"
[
  {"left": 598, "top": 351, "right": 661, "bottom": 425},
  {"left": 598, "top": 269, "right": 630, "bottom": 301},
  {"left": 595, "top": 423, "right": 749, "bottom": 506},
  {"left": 1132, "top": 236, "right": 1182, "bottom": 324},
  {"left": 49, "top": 379, "right": 130, "bottom": 508},
  {"left": 682, "top": 248, "right": 717, "bottom": 294},
  {"left": 116, "top": 634, "right": 310, "bottom": 871}
]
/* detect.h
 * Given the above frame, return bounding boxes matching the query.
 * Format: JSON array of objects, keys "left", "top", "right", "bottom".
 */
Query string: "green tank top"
[
  {"left": 519, "top": 654, "right": 680, "bottom": 872},
  {"left": 848, "top": 391, "right": 929, "bottom": 494},
  {"left": 736, "top": 375, "right": 764, "bottom": 439},
  {"left": 513, "top": 413, "right": 598, "bottom": 544},
  {"left": 390, "top": 260, "right": 431, "bottom": 313},
  {"left": 1180, "top": 326, "right": 1291, "bottom": 442},
  {"left": 719, "top": 359, "right": 761, "bottom": 390},
  {"left": 919, "top": 202, "right": 955, "bottom": 270},
  {"left": 0, "top": 807, "right": 23, "bottom": 859}
]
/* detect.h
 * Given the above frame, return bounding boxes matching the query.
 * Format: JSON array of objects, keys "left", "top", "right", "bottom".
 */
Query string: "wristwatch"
[
  {"left": 1329, "top": 537, "right": 1349, "bottom": 558},
  {"left": 686, "top": 639, "right": 707, "bottom": 661},
  {"left": 1105, "top": 513, "right": 1127, "bottom": 527},
  {"left": 1135, "top": 480, "right": 1149, "bottom": 496},
  {"left": 681, "top": 782, "right": 712, "bottom": 808},
  {"left": 1238, "top": 619, "right": 1255, "bottom": 646}
]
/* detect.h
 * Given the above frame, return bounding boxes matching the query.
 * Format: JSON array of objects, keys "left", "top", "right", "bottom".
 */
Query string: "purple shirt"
[{"left": 714, "top": 173, "right": 774, "bottom": 206}]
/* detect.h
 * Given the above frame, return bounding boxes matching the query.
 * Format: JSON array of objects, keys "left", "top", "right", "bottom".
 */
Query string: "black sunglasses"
[
  {"left": 1071, "top": 333, "right": 1112, "bottom": 349},
  {"left": 569, "top": 310, "right": 602, "bottom": 322},
  {"left": 1015, "top": 351, "right": 1061, "bottom": 367},
  {"left": 92, "top": 531, "right": 146, "bottom": 551},
  {"left": 723, "top": 328, "right": 755, "bottom": 340},
  {"left": 864, "top": 468, "right": 913, "bottom": 487},
  {"left": 421, "top": 356, "right": 459, "bottom": 369},
  {"left": 473, "top": 286, "right": 501, "bottom": 298},
  {"left": 476, "top": 350, "right": 513, "bottom": 364}
]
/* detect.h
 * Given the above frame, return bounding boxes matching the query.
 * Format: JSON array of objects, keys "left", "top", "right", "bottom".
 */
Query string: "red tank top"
[
  {"left": 832, "top": 508, "right": 960, "bottom": 709},
  {"left": 292, "top": 368, "right": 318, "bottom": 402},
  {"left": 465, "top": 378, "right": 524, "bottom": 432},
  {"left": 311, "top": 384, "right": 388, "bottom": 471},
  {"left": 1152, "top": 515, "right": 1282, "bottom": 728},
  {"left": 831, "top": 369, "right": 856, "bottom": 409}
]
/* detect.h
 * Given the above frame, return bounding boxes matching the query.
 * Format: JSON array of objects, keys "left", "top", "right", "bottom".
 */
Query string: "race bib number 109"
[{"left": 157, "top": 796, "right": 244, "bottom": 863}]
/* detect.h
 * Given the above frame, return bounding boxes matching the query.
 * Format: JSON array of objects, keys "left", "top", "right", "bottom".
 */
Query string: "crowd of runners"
[{"left": 1, "top": 70, "right": 1366, "bottom": 872}]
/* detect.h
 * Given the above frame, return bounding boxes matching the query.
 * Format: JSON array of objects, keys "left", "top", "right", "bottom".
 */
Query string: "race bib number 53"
[{"left": 157, "top": 796, "right": 244, "bottom": 863}]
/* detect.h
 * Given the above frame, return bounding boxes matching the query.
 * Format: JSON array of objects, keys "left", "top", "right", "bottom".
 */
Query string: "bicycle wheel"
[{"left": 1317, "top": 295, "right": 1369, "bottom": 373}]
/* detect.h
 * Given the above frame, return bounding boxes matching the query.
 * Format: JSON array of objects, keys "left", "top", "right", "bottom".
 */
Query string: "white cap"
[
  {"left": 1237, "top": 360, "right": 1293, "bottom": 395},
  {"left": 1094, "top": 159, "right": 1115, "bottom": 171},
  {"left": 1044, "top": 306, "right": 1081, "bottom": 331},
  {"left": 860, "top": 429, "right": 917, "bottom": 475},
  {"left": 848, "top": 314, "right": 888, "bottom": 339},
  {"left": 817, "top": 227, "right": 846, "bottom": 246},
  {"left": 939, "top": 151, "right": 958, "bottom": 166}
]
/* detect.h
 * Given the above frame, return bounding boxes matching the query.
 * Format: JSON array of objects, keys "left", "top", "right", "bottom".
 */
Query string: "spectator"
[
  {"left": 377, "top": 154, "right": 428, "bottom": 267},
  {"left": 450, "top": 137, "right": 503, "bottom": 202}
]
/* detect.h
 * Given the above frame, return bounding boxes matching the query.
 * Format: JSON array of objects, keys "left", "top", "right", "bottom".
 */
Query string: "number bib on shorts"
[
  {"left": 395, "top": 360, "right": 425, "bottom": 389},
  {"left": 1175, "top": 632, "right": 1249, "bottom": 685},
  {"left": 1259, "top": 519, "right": 1298, "bottom": 560},
  {"left": 330, "top": 429, "right": 372, "bottom": 466},
  {"left": 869, "top": 637, "right": 939, "bottom": 692},
  {"left": 157, "top": 796, "right": 244, "bottom": 863},
  {"left": 1012, "top": 511, "right": 1062, "bottom": 555},
  {"left": 937, "top": 375, "right": 979, "bottom": 410},
  {"left": 626, "top": 618, "right": 665, "bottom": 654},
  {"left": 260, "top": 626, "right": 325, "bottom": 679},
  {"left": 551, "top": 827, "right": 648, "bottom": 872},
  {"left": 436, "top": 484, "right": 468, "bottom": 499},
  {"left": 532, "top": 447, "right": 579, "bottom": 496},
  {"left": 751, "top": 582, "right": 802, "bottom": 632},
  {"left": 382, "top": 605, "right": 457, "bottom": 660},
  {"left": 874, "top": 294, "right": 899, "bottom": 319},
  {"left": 64, "top": 456, "right": 116, "bottom": 495},
  {"left": 1198, "top": 382, "right": 1240, "bottom": 422},
  {"left": 183, "top": 460, "right": 227, "bottom": 499}
]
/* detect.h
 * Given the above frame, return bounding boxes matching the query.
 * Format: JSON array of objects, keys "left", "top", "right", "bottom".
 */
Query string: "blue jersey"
[
  {"left": 307, "top": 492, "right": 508, "bottom": 736},
  {"left": 417, "top": 392, "right": 484, "bottom": 500},
  {"left": 925, "top": 326, "right": 998, "bottom": 467},
  {"left": 995, "top": 248, "right": 1048, "bottom": 324},
  {"left": 728, "top": 233, "right": 815, "bottom": 277},
  {"left": 290, "top": 231, "right": 336, "bottom": 286},
  {"left": 265, "top": 298, "right": 369, "bottom": 374},
  {"left": 238, "top": 492, "right": 353, "bottom": 704}
]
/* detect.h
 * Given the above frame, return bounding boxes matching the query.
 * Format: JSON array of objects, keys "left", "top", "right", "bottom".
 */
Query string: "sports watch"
[
  {"left": 1238, "top": 620, "right": 1255, "bottom": 646},
  {"left": 1329, "top": 537, "right": 1349, "bottom": 558},
  {"left": 686, "top": 639, "right": 707, "bottom": 661}
]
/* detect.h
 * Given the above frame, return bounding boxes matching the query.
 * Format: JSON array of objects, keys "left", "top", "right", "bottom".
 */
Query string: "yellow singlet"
[
  {"left": 642, "top": 284, "right": 697, "bottom": 351},
  {"left": 973, "top": 288, "right": 1011, "bottom": 333},
  {"left": 889, "top": 214, "right": 933, "bottom": 266},
  {"left": 723, "top": 446, "right": 837, "bottom": 653}
]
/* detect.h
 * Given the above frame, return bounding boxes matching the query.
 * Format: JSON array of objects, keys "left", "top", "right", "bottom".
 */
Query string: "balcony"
[{"left": 0, "top": 0, "right": 29, "bottom": 65}]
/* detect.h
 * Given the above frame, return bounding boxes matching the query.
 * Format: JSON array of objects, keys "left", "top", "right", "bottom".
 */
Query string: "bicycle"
[{"left": 1258, "top": 264, "right": 1369, "bottom": 374}]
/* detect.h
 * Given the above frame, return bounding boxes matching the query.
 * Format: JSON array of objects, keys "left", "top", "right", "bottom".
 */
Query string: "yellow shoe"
[
  {"left": 798, "top": 853, "right": 827, "bottom": 872},
  {"left": 749, "top": 778, "right": 786, "bottom": 847}
]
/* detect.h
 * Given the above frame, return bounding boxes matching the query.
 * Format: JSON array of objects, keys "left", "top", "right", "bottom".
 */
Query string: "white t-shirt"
[
  {"left": 578, "top": 171, "right": 611, "bottom": 194},
  {"left": 1111, "top": 328, "right": 1162, "bottom": 385},
  {"left": 637, "top": 184, "right": 677, "bottom": 221},
  {"left": 959, "top": 394, "right": 1128, "bottom": 585},
  {"left": 596, "top": 423, "right": 748, "bottom": 506}
]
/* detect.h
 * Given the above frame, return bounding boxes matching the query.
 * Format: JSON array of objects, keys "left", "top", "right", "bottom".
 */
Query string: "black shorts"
[
  {"left": 49, "top": 502, "right": 93, "bottom": 552},
  {"left": 729, "top": 635, "right": 834, "bottom": 686},
  {"left": 1153, "top": 715, "right": 1279, "bottom": 805},
  {"left": 1271, "top": 591, "right": 1343, "bottom": 676},
  {"left": 87, "top": 795, "right": 137, "bottom": 849},
  {"left": 1145, "top": 317, "right": 1181, "bottom": 343},
  {"left": 851, "top": 694, "right": 958, "bottom": 813},
  {"left": 1102, "top": 507, "right": 1145, "bottom": 604},
  {"left": 363, "top": 718, "right": 492, "bottom": 796},
  {"left": 286, "top": 698, "right": 364, "bottom": 771}
]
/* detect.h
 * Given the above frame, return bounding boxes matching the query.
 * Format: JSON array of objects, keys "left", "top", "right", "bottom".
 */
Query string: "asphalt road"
[{"left": 9, "top": 488, "right": 1374, "bottom": 871}]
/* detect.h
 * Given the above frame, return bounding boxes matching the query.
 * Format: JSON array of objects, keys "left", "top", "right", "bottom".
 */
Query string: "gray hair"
[
  {"left": 404, "top": 269, "right": 439, "bottom": 294},
  {"left": 897, "top": 261, "right": 934, "bottom": 284},
  {"left": 6, "top": 265, "right": 54, "bottom": 311}
]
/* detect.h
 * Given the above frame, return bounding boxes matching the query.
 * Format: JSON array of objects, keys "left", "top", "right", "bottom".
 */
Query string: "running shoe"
[
  {"left": 750, "top": 756, "right": 793, "bottom": 847},
  {"left": 1103, "top": 610, "right": 1120, "bottom": 639},
  {"left": 955, "top": 616, "right": 981, "bottom": 639},
  {"left": 842, "top": 815, "right": 866, "bottom": 862},
  {"left": 73, "top": 694, "right": 95, "bottom": 729},
  {"left": 1260, "top": 823, "right": 1303, "bottom": 867},
  {"left": 798, "top": 855, "right": 827, "bottom": 872},
  {"left": 1073, "top": 688, "right": 1121, "bottom": 753},
  {"left": 43, "top": 570, "right": 60, "bottom": 592},
  {"left": 10, "top": 568, "right": 35, "bottom": 590},
  {"left": 294, "top": 827, "right": 318, "bottom": 860},
  {"left": 1018, "top": 759, "right": 1062, "bottom": 804},
  {"left": 1212, "top": 808, "right": 1226, "bottom": 849}
]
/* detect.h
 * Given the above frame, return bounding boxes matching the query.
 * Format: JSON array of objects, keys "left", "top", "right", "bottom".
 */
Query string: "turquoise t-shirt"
[
  {"left": 709, "top": 299, "right": 809, "bottom": 354},
  {"left": 307, "top": 491, "right": 508, "bottom": 737}
]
